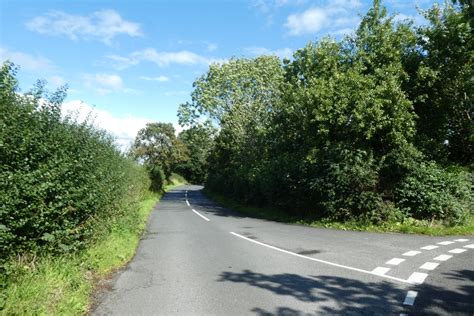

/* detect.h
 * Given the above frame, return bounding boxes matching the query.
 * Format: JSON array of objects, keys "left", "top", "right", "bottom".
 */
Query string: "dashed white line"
[
  {"left": 434, "top": 254, "right": 452, "bottom": 261},
  {"left": 191, "top": 209, "right": 210, "bottom": 222},
  {"left": 421, "top": 245, "right": 438, "bottom": 250},
  {"left": 464, "top": 244, "right": 474, "bottom": 249},
  {"left": 455, "top": 239, "right": 469, "bottom": 242},
  {"left": 403, "top": 290, "right": 418, "bottom": 306},
  {"left": 186, "top": 200, "right": 190, "bottom": 207},
  {"left": 407, "top": 272, "right": 428, "bottom": 284},
  {"left": 449, "top": 248, "right": 467, "bottom": 254},
  {"left": 229, "top": 232, "right": 412, "bottom": 284},
  {"left": 386, "top": 258, "right": 405, "bottom": 265},
  {"left": 437, "top": 241, "right": 455, "bottom": 245},
  {"left": 372, "top": 267, "right": 391, "bottom": 275},
  {"left": 403, "top": 250, "right": 421, "bottom": 257},
  {"left": 420, "top": 262, "right": 439, "bottom": 271}
]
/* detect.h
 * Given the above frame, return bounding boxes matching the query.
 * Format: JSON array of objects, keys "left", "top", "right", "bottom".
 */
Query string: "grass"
[
  {"left": 1, "top": 174, "right": 187, "bottom": 315},
  {"left": 204, "top": 189, "right": 474, "bottom": 236}
]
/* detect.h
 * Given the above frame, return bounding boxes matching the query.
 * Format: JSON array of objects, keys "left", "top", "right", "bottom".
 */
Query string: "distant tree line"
[{"left": 173, "top": 0, "right": 472, "bottom": 225}]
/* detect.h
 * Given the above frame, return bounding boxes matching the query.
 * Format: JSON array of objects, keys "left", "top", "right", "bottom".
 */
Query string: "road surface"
[{"left": 93, "top": 185, "right": 473, "bottom": 315}]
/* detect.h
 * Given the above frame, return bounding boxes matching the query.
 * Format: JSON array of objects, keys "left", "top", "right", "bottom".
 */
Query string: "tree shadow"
[{"left": 218, "top": 269, "right": 474, "bottom": 315}]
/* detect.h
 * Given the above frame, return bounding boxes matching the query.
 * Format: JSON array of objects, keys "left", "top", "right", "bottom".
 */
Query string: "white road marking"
[
  {"left": 230, "top": 232, "right": 412, "bottom": 284},
  {"left": 421, "top": 245, "right": 438, "bottom": 250},
  {"left": 449, "top": 248, "right": 467, "bottom": 254},
  {"left": 186, "top": 200, "right": 190, "bottom": 207},
  {"left": 403, "top": 250, "right": 421, "bottom": 256},
  {"left": 455, "top": 239, "right": 469, "bottom": 242},
  {"left": 437, "top": 241, "right": 454, "bottom": 245},
  {"left": 420, "top": 262, "right": 439, "bottom": 271},
  {"left": 464, "top": 244, "right": 474, "bottom": 249},
  {"left": 372, "top": 267, "right": 391, "bottom": 275},
  {"left": 403, "top": 290, "right": 418, "bottom": 306},
  {"left": 407, "top": 272, "right": 428, "bottom": 284},
  {"left": 400, "top": 314, "right": 409, "bottom": 316},
  {"left": 191, "top": 209, "right": 210, "bottom": 222},
  {"left": 386, "top": 258, "right": 405, "bottom": 265},
  {"left": 434, "top": 254, "right": 452, "bottom": 261}
]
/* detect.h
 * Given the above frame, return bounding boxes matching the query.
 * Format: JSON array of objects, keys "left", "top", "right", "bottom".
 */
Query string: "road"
[{"left": 93, "top": 185, "right": 473, "bottom": 315}]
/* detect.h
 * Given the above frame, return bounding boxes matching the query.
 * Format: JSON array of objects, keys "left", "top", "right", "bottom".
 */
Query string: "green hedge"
[{"left": 0, "top": 62, "right": 150, "bottom": 259}]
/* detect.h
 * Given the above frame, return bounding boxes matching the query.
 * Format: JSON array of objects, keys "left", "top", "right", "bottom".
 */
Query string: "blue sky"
[{"left": 1, "top": 0, "right": 438, "bottom": 149}]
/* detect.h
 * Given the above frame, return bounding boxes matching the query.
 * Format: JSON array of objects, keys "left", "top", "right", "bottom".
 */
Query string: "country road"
[{"left": 93, "top": 185, "right": 473, "bottom": 315}]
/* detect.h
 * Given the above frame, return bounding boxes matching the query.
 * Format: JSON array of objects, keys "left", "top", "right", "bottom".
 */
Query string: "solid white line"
[
  {"left": 421, "top": 245, "right": 438, "bottom": 250},
  {"left": 372, "top": 267, "right": 391, "bottom": 275},
  {"left": 434, "top": 254, "right": 452, "bottom": 261},
  {"left": 437, "top": 241, "right": 454, "bottom": 245},
  {"left": 192, "top": 209, "right": 210, "bottom": 222},
  {"left": 455, "top": 239, "right": 469, "bottom": 242},
  {"left": 400, "top": 313, "right": 409, "bottom": 316},
  {"left": 229, "top": 232, "right": 412, "bottom": 284},
  {"left": 403, "top": 250, "right": 421, "bottom": 256},
  {"left": 407, "top": 272, "right": 428, "bottom": 284},
  {"left": 403, "top": 290, "right": 418, "bottom": 306},
  {"left": 186, "top": 200, "right": 190, "bottom": 207},
  {"left": 420, "top": 262, "right": 439, "bottom": 271},
  {"left": 464, "top": 244, "right": 474, "bottom": 249},
  {"left": 449, "top": 248, "right": 467, "bottom": 254},
  {"left": 386, "top": 258, "right": 405, "bottom": 265}
]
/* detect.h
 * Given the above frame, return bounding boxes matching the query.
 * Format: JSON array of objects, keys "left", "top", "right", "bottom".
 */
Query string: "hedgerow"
[{"left": 0, "top": 62, "right": 150, "bottom": 260}]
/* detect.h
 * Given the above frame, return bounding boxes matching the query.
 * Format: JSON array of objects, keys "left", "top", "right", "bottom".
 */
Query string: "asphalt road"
[{"left": 93, "top": 185, "right": 473, "bottom": 315}]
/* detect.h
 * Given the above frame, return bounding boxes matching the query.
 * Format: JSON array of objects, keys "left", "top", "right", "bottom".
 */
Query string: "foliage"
[
  {"left": 0, "top": 62, "right": 150, "bottom": 259},
  {"left": 404, "top": 2, "right": 473, "bottom": 164},
  {"left": 175, "top": 125, "right": 215, "bottom": 184},
  {"left": 394, "top": 163, "right": 472, "bottom": 225},
  {"left": 130, "top": 122, "right": 178, "bottom": 180},
  {"left": 180, "top": 0, "right": 473, "bottom": 226},
  {"left": 0, "top": 192, "right": 159, "bottom": 315}
]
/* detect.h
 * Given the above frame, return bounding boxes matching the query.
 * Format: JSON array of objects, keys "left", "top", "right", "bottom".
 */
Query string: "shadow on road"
[{"left": 218, "top": 269, "right": 474, "bottom": 315}]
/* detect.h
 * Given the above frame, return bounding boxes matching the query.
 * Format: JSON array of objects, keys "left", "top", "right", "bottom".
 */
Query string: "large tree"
[{"left": 130, "top": 122, "right": 180, "bottom": 180}]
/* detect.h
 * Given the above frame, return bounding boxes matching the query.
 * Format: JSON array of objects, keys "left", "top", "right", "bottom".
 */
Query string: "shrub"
[
  {"left": 0, "top": 63, "right": 150, "bottom": 259},
  {"left": 148, "top": 165, "right": 165, "bottom": 192},
  {"left": 394, "top": 162, "right": 472, "bottom": 225}
]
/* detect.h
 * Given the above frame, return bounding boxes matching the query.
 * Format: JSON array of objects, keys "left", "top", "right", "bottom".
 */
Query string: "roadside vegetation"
[
  {"left": 179, "top": 0, "right": 473, "bottom": 232},
  {"left": 0, "top": 0, "right": 472, "bottom": 314},
  {"left": 0, "top": 62, "right": 186, "bottom": 313}
]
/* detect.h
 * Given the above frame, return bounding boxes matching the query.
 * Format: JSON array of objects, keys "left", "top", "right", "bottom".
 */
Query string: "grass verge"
[
  {"left": 203, "top": 189, "right": 474, "bottom": 236},
  {"left": 1, "top": 174, "right": 187, "bottom": 315}
]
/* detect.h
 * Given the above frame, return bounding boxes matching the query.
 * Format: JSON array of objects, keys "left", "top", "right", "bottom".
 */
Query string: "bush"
[
  {"left": 394, "top": 162, "right": 472, "bottom": 225},
  {"left": 0, "top": 62, "right": 150, "bottom": 259},
  {"left": 309, "top": 146, "right": 383, "bottom": 220},
  {"left": 148, "top": 165, "right": 165, "bottom": 192}
]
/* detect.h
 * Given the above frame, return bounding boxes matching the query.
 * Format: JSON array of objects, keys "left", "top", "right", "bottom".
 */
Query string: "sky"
[{"left": 0, "top": 0, "right": 439, "bottom": 150}]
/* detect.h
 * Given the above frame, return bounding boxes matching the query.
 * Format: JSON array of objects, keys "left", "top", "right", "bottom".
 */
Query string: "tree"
[
  {"left": 130, "top": 122, "right": 179, "bottom": 182},
  {"left": 404, "top": 2, "right": 473, "bottom": 164},
  {"left": 175, "top": 125, "right": 216, "bottom": 184}
]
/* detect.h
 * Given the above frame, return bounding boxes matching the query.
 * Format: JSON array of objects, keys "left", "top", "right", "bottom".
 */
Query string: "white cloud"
[
  {"left": 139, "top": 75, "right": 169, "bottom": 82},
  {"left": 48, "top": 75, "right": 66, "bottom": 88},
  {"left": 62, "top": 100, "right": 152, "bottom": 151},
  {"left": 62, "top": 100, "right": 183, "bottom": 151},
  {"left": 0, "top": 47, "right": 54, "bottom": 71},
  {"left": 83, "top": 73, "right": 125, "bottom": 94},
  {"left": 26, "top": 9, "right": 142, "bottom": 44},
  {"left": 245, "top": 46, "right": 293, "bottom": 59},
  {"left": 206, "top": 43, "right": 218, "bottom": 52},
  {"left": 107, "top": 48, "right": 222, "bottom": 69},
  {"left": 284, "top": 0, "right": 362, "bottom": 36}
]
